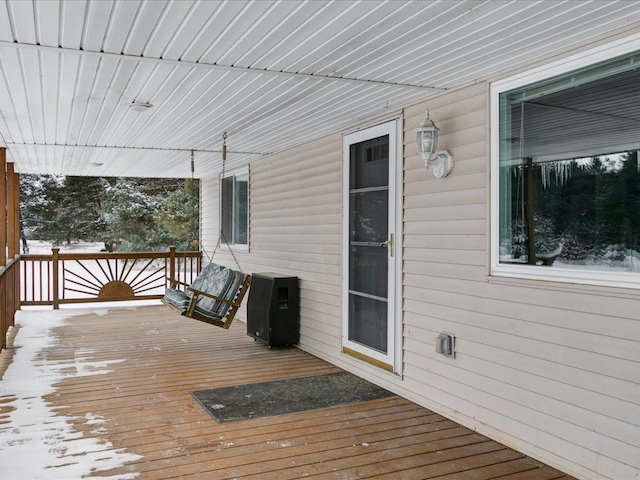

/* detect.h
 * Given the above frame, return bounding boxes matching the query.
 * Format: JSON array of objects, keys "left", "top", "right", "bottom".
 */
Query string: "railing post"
[
  {"left": 52, "top": 248, "right": 60, "bottom": 309},
  {"left": 168, "top": 246, "right": 176, "bottom": 288},
  {"left": 7, "top": 164, "right": 18, "bottom": 259},
  {"left": 13, "top": 258, "right": 19, "bottom": 312},
  {"left": 1, "top": 271, "right": 6, "bottom": 350},
  {"left": 0, "top": 148, "right": 6, "bottom": 267}
]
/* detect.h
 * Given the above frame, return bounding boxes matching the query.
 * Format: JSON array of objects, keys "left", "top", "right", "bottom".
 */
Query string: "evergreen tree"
[
  {"left": 20, "top": 174, "right": 199, "bottom": 252},
  {"left": 21, "top": 175, "right": 106, "bottom": 245},
  {"left": 154, "top": 179, "right": 200, "bottom": 250},
  {"left": 20, "top": 174, "right": 60, "bottom": 240}
]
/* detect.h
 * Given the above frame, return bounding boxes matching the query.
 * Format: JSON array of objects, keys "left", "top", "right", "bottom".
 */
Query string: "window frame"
[
  {"left": 219, "top": 166, "right": 249, "bottom": 251},
  {"left": 490, "top": 34, "right": 640, "bottom": 290}
]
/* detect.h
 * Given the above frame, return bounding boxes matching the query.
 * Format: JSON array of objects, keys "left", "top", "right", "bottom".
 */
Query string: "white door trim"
[{"left": 341, "top": 117, "right": 403, "bottom": 374}]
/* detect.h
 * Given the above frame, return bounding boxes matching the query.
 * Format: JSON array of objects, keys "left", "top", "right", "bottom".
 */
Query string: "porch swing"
[{"left": 162, "top": 133, "right": 251, "bottom": 329}]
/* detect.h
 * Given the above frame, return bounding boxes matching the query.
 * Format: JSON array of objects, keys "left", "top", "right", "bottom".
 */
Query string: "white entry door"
[{"left": 342, "top": 119, "right": 400, "bottom": 372}]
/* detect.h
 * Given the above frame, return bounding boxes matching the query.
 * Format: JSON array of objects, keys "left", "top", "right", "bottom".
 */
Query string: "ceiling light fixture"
[{"left": 129, "top": 102, "right": 152, "bottom": 112}]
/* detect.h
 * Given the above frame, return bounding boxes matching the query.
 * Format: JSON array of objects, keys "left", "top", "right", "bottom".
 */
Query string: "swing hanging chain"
[
  {"left": 221, "top": 132, "right": 227, "bottom": 179},
  {"left": 208, "top": 132, "right": 243, "bottom": 273}
]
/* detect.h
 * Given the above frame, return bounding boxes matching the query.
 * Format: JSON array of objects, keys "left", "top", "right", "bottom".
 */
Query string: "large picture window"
[
  {"left": 492, "top": 47, "right": 640, "bottom": 288},
  {"left": 220, "top": 169, "right": 248, "bottom": 247}
]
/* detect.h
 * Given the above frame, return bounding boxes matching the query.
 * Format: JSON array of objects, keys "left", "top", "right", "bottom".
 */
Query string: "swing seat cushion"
[{"left": 164, "top": 263, "right": 243, "bottom": 320}]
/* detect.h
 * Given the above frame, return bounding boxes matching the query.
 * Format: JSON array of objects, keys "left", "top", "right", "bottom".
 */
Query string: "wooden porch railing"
[
  {"left": 1, "top": 256, "right": 20, "bottom": 350},
  {"left": 20, "top": 246, "right": 201, "bottom": 308}
]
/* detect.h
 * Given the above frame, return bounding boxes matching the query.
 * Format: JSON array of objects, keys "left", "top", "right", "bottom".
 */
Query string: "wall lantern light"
[{"left": 415, "top": 110, "right": 453, "bottom": 178}]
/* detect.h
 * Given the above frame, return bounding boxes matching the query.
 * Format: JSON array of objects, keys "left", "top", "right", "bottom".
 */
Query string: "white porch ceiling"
[{"left": 0, "top": 0, "right": 639, "bottom": 179}]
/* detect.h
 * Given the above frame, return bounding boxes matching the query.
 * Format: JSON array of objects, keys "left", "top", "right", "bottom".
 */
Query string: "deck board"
[{"left": 1, "top": 304, "right": 575, "bottom": 479}]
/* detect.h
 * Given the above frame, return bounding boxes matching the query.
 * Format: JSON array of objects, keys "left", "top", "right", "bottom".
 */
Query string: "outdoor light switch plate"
[{"left": 436, "top": 333, "right": 455, "bottom": 358}]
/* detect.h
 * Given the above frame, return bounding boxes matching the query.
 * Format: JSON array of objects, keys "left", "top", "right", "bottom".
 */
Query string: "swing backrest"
[{"left": 188, "top": 263, "right": 243, "bottom": 318}]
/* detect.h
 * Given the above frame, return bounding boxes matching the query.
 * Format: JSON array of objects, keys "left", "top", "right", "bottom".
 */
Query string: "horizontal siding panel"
[
  {"left": 404, "top": 188, "right": 486, "bottom": 209},
  {"left": 251, "top": 202, "right": 341, "bottom": 218},
  {"left": 396, "top": 373, "right": 625, "bottom": 480},
  {"left": 251, "top": 223, "right": 341, "bottom": 236},
  {"left": 402, "top": 349, "right": 638, "bottom": 478},
  {"left": 397, "top": 364, "right": 597, "bottom": 478},
  {"left": 404, "top": 273, "right": 640, "bottom": 322},
  {"left": 248, "top": 242, "right": 340, "bottom": 256},
  {"left": 404, "top": 93, "right": 486, "bottom": 131},
  {"left": 403, "top": 291, "right": 640, "bottom": 381},
  {"left": 403, "top": 336, "right": 640, "bottom": 447},
  {"left": 404, "top": 171, "right": 486, "bottom": 196},
  {"left": 300, "top": 297, "right": 341, "bottom": 320},
  {"left": 403, "top": 82, "right": 487, "bottom": 119},
  {"left": 404, "top": 104, "right": 486, "bottom": 136},
  {"left": 403, "top": 308, "right": 640, "bottom": 405},
  {"left": 252, "top": 233, "right": 339, "bottom": 246},
  {"left": 404, "top": 234, "right": 486, "bottom": 251},
  {"left": 300, "top": 287, "right": 341, "bottom": 307},
  {"left": 404, "top": 260, "right": 488, "bottom": 282},
  {"left": 252, "top": 157, "right": 341, "bottom": 188},
  {"left": 403, "top": 248, "right": 486, "bottom": 267},
  {"left": 404, "top": 219, "right": 486, "bottom": 236},
  {"left": 250, "top": 137, "right": 341, "bottom": 172},
  {"left": 403, "top": 203, "right": 486, "bottom": 222},
  {"left": 239, "top": 248, "right": 339, "bottom": 268},
  {"left": 252, "top": 194, "right": 340, "bottom": 212},
  {"left": 252, "top": 181, "right": 341, "bottom": 204},
  {"left": 404, "top": 276, "right": 640, "bottom": 342},
  {"left": 299, "top": 320, "right": 341, "bottom": 347}
]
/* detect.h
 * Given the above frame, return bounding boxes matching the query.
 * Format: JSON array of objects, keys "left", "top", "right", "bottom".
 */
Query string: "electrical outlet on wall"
[{"left": 436, "top": 333, "right": 455, "bottom": 358}]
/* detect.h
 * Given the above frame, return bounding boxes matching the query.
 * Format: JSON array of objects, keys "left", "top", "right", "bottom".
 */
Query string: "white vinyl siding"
[
  {"left": 201, "top": 136, "right": 343, "bottom": 353},
  {"left": 402, "top": 84, "right": 640, "bottom": 480},
  {"left": 200, "top": 74, "right": 640, "bottom": 480}
]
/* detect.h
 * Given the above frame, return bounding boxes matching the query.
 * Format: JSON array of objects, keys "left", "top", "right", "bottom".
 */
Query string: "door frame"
[{"left": 341, "top": 117, "right": 403, "bottom": 374}]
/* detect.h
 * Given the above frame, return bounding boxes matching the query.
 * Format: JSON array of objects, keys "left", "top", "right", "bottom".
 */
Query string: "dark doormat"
[{"left": 191, "top": 371, "right": 395, "bottom": 423}]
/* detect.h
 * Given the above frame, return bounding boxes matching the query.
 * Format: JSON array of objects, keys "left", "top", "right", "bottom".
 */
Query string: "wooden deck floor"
[{"left": 0, "top": 304, "right": 575, "bottom": 479}]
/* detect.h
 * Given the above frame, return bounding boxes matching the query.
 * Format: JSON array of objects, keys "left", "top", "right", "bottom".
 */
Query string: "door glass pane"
[
  {"left": 350, "top": 136, "right": 389, "bottom": 189},
  {"left": 349, "top": 294, "right": 387, "bottom": 353},
  {"left": 349, "top": 245, "right": 388, "bottom": 298},
  {"left": 350, "top": 190, "right": 388, "bottom": 243},
  {"left": 348, "top": 132, "right": 390, "bottom": 355}
]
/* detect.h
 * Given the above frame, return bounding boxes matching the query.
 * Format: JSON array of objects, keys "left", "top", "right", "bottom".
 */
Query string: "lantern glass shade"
[{"left": 415, "top": 113, "right": 439, "bottom": 160}]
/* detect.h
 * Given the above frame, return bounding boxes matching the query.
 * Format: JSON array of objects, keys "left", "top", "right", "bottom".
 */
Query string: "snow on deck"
[{"left": 0, "top": 308, "right": 141, "bottom": 479}]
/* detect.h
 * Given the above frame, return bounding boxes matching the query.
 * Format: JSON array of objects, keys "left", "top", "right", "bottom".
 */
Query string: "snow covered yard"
[{"left": 23, "top": 241, "right": 108, "bottom": 255}]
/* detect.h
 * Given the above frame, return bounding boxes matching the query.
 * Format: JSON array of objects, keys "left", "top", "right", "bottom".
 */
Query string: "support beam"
[
  {"left": 0, "top": 40, "right": 445, "bottom": 93},
  {"left": 6, "top": 163, "right": 18, "bottom": 259},
  {"left": 4, "top": 142, "right": 265, "bottom": 157}
]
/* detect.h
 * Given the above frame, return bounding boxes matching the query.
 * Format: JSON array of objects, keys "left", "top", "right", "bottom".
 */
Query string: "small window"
[
  {"left": 220, "top": 169, "right": 248, "bottom": 247},
  {"left": 492, "top": 48, "right": 640, "bottom": 288}
]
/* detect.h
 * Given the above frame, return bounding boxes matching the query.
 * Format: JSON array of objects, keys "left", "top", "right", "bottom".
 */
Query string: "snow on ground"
[
  {"left": 24, "top": 240, "right": 107, "bottom": 255},
  {"left": 0, "top": 308, "right": 142, "bottom": 479}
]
